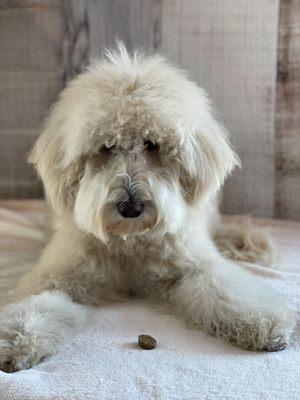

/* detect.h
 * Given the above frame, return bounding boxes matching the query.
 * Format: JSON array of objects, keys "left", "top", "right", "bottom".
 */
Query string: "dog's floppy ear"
[
  {"left": 180, "top": 117, "right": 240, "bottom": 203},
  {"left": 29, "top": 102, "right": 85, "bottom": 212}
]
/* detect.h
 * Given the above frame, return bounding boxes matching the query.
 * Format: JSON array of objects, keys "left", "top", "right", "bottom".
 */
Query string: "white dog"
[{"left": 0, "top": 46, "right": 296, "bottom": 372}]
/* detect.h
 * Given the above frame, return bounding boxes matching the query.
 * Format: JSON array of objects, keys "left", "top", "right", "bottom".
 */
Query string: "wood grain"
[
  {"left": 88, "top": 0, "right": 161, "bottom": 57},
  {"left": 0, "top": 2, "right": 62, "bottom": 70},
  {"left": 0, "top": 70, "right": 62, "bottom": 128},
  {"left": 0, "top": 129, "right": 41, "bottom": 198},
  {"left": 160, "top": 0, "right": 279, "bottom": 218},
  {"left": 62, "top": 0, "right": 89, "bottom": 82},
  {"left": 0, "top": 0, "right": 89, "bottom": 197},
  {"left": 0, "top": 1, "right": 64, "bottom": 198},
  {"left": 276, "top": 0, "right": 300, "bottom": 220}
]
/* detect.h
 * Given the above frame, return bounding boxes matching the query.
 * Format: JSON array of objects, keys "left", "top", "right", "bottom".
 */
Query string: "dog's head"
[{"left": 30, "top": 46, "right": 239, "bottom": 241}]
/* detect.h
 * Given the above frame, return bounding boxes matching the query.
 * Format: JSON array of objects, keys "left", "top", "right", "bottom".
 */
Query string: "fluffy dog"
[{"left": 0, "top": 46, "right": 296, "bottom": 372}]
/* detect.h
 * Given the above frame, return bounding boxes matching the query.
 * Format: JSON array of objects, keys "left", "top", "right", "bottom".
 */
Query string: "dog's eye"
[
  {"left": 98, "top": 145, "right": 114, "bottom": 155},
  {"left": 144, "top": 140, "right": 159, "bottom": 152}
]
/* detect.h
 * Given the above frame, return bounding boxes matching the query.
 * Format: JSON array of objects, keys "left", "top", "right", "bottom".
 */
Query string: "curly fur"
[
  {"left": 214, "top": 216, "right": 279, "bottom": 267},
  {"left": 0, "top": 45, "right": 296, "bottom": 372}
]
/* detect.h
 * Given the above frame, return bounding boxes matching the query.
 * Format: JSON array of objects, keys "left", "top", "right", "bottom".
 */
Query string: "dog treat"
[{"left": 138, "top": 334, "right": 157, "bottom": 350}]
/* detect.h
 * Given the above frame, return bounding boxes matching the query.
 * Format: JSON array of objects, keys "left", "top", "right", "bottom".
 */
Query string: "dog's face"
[
  {"left": 30, "top": 48, "right": 239, "bottom": 242},
  {"left": 74, "top": 132, "right": 186, "bottom": 241}
]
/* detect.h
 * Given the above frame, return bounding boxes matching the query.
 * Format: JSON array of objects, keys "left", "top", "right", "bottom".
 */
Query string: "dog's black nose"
[{"left": 117, "top": 200, "right": 144, "bottom": 218}]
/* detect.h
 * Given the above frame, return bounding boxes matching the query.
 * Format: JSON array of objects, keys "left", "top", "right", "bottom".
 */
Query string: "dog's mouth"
[{"left": 102, "top": 200, "right": 158, "bottom": 237}]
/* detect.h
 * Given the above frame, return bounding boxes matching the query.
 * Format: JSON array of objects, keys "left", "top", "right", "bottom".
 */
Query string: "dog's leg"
[
  {"left": 165, "top": 257, "right": 296, "bottom": 351},
  {"left": 0, "top": 291, "right": 88, "bottom": 372},
  {"left": 0, "top": 230, "right": 113, "bottom": 373}
]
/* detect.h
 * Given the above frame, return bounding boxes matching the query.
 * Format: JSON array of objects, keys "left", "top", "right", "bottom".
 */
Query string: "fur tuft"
[{"left": 214, "top": 217, "right": 279, "bottom": 267}]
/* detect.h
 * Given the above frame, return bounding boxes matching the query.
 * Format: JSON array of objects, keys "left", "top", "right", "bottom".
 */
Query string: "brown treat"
[{"left": 138, "top": 334, "right": 157, "bottom": 350}]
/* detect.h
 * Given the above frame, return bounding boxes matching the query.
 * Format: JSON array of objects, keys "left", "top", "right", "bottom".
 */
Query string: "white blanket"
[{"left": 0, "top": 201, "right": 299, "bottom": 400}]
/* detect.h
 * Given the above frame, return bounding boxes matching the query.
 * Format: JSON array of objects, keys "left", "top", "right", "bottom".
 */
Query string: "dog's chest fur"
[{"left": 83, "top": 232, "right": 191, "bottom": 300}]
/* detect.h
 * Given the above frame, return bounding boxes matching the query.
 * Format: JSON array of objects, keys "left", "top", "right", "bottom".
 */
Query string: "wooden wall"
[
  {"left": 276, "top": 0, "right": 300, "bottom": 219},
  {"left": 0, "top": 0, "right": 63, "bottom": 197},
  {"left": 0, "top": 0, "right": 299, "bottom": 220}
]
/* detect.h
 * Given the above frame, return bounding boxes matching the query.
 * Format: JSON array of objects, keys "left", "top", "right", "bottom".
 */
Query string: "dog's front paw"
[
  {"left": 261, "top": 315, "right": 296, "bottom": 352},
  {"left": 264, "top": 335, "right": 288, "bottom": 352},
  {"left": 0, "top": 335, "right": 37, "bottom": 373},
  {"left": 0, "top": 338, "right": 15, "bottom": 372},
  {"left": 0, "top": 292, "right": 88, "bottom": 372},
  {"left": 236, "top": 306, "right": 296, "bottom": 352}
]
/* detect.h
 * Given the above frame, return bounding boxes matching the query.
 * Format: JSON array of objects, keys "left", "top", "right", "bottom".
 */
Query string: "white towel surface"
[{"left": 0, "top": 201, "right": 299, "bottom": 400}]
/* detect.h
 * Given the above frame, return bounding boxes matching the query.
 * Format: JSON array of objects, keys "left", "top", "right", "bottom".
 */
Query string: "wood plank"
[
  {"left": 61, "top": 0, "right": 89, "bottom": 82},
  {"left": 88, "top": 0, "right": 162, "bottom": 57},
  {"left": 0, "top": 70, "right": 62, "bottom": 128},
  {"left": 0, "top": 2, "right": 62, "bottom": 70},
  {"left": 160, "top": 0, "right": 279, "bottom": 217},
  {"left": 276, "top": 173, "right": 300, "bottom": 219},
  {"left": 0, "top": 1, "right": 61, "bottom": 8},
  {"left": 0, "top": 129, "right": 42, "bottom": 198},
  {"left": 275, "top": 0, "right": 300, "bottom": 220},
  {"left": 0, "top": 1, "right": 64, "bottom": 198}
]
